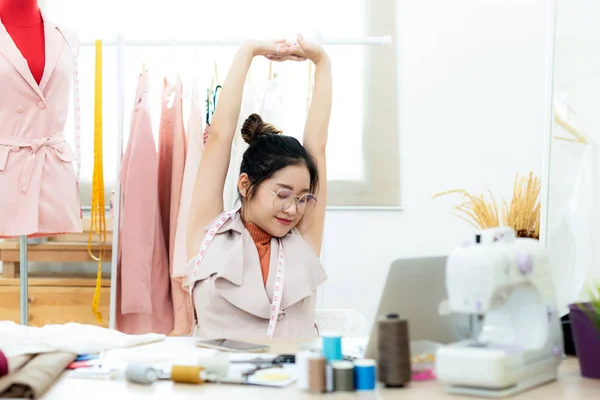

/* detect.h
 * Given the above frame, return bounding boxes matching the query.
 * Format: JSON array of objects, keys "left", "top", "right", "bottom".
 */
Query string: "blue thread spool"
[
  {"left": 354, "top": 359, "right": 376, "bottom": 390},
  {"left": 321, "top": 334, "right": 343, "bottom": 362}
]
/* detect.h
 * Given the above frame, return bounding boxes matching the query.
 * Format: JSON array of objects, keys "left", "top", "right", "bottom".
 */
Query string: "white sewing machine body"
[{"left": 435, "top": 227, "right": 564, "bottom": 398}]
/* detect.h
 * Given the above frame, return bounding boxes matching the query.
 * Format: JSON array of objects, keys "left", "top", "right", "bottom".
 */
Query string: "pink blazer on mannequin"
[{"left": 0, "top": 12, "right": 82, "bottom": 237}]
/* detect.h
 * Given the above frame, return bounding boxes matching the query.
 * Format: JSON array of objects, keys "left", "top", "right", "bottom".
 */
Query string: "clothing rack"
[
  {"left": 16, "top": 34, "right": 393, "bottom": 329},
  {"left": 79, "top": 36, "right": 392, "bottom": 47}
]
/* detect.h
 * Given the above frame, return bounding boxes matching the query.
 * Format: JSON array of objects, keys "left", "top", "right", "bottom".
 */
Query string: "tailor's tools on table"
[
  {"left": 296, "top": 334, "right": 380, "bottom": 394},
  {"left": 377, "top": 313, "right": 411, "bottom": 387},
  {"left": 308, "top": 355, "right": 326, "bottom": 393}
]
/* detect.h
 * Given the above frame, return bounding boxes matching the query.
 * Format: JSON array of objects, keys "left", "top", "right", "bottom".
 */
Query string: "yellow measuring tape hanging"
[{"left": 89, "top": 39, "right": 106, "bottom": 323}]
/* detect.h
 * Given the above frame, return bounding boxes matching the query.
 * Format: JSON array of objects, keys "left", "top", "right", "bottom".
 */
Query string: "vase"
[{"left": 569, "top": 303, "right": 600, "bottom": 379}]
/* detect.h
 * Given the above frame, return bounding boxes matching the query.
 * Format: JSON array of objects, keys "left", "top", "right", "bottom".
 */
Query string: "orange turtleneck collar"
[{"left": 245, "top": 222, "right": 272, "bottom": 286}]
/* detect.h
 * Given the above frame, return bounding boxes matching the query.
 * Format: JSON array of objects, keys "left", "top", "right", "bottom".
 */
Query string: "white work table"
[{"left": 41, "top": 338, "right": 599, "bottom": 399}]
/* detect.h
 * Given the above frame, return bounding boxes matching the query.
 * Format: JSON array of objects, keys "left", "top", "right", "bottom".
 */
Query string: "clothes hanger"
[
  {"left": 211, "top": 84, "right": 222, "bottom": 119},
  {"left": 211, "top": 60, "right": 222, "bottom": 120},
  {"left": 205, "top": 86, "right": 211, "bottom": 125},
  {"left": 203, "top": 59, "right": 224, "bottom": 126}
]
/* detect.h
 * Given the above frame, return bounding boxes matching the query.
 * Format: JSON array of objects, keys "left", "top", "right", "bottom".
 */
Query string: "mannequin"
[
  {"left": 0, "top": 0, "right": 45, "bottom": 84},
  {"left": 1, "top": 0, "right": 81, "bottom": 330},
  {"left": 0, "top": 2, "right": 82, "bottom": 238}
]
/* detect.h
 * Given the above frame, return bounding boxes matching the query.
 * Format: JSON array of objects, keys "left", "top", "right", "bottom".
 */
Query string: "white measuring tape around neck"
[
  {"left": 190, "top": 208, "right": 285, "bottom": 338},
  {"left": 55, "top": 26, "right": 82, "bottom": 218}
]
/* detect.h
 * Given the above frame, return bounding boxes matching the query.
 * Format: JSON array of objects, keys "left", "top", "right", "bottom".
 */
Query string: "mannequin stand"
[{"left": 19, "top": 235, "right": 28, "bottom": 325}]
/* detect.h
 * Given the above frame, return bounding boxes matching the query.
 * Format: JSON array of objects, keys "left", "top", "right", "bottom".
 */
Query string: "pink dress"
[
  {"left": 172, "top": 78, "right": 204, "bottom": 287},
  {"left": 0, "top": 13, "right": 82, "bottom": 237},
  {"left": 115, "top": 72, "right": 174, "bottom": 335},
  {"left": 157, "top": 77, "right": 192, "bottom": 335}
]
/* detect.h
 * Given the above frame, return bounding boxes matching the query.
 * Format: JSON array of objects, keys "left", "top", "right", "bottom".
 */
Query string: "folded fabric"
[
  {"left": 7, "top": 356, "right": 32, "bottom": 374},
  {"left": 0, "top": 322, "right": 166, "bottom": 358},
  {"left": 0, "top": 352, "right": 76, "bottom": 399}
]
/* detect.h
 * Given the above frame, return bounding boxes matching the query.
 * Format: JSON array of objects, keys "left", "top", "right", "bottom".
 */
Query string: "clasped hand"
[{"left": 250, "top": 34, "right": 327, "bottom": 64}]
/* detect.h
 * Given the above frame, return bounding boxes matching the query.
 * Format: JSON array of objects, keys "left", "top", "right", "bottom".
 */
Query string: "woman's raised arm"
[
  {"left": 294, "top": 35, "right": 332, "bottom": 256},
  {"left": 187, "top": 40, "right": 303, "bottom": 261}
]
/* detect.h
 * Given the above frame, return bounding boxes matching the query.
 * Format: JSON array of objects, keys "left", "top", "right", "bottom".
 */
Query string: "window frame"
[{"left": 327, "top": 0, "right": 400, "bottom": 206}]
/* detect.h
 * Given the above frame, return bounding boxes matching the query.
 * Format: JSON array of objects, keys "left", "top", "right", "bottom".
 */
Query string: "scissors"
[
  {"left": 230, "top": 354, "right": 296, "bottom": 365},
  {"left": 241, "top": 364, "right": 284, "bottom": 378}
]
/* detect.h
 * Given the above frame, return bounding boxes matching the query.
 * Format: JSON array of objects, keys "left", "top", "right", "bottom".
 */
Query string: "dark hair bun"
[{"left": 241, "top": 113, "right": 282, "bottom": 145}]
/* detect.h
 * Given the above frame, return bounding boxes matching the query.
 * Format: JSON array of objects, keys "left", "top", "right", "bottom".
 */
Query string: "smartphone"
[{"left": 196, "top": 339, "right": 270, "bottom": 353}]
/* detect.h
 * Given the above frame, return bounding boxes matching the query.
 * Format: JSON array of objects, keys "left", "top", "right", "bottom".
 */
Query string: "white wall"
[{"left": 320, "top": 0, "right": 555, "bottom": 328}]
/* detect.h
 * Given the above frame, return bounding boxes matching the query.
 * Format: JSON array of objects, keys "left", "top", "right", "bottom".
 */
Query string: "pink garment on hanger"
[
  {"left": 157, "top": 76, "right": 192, "bottom": 335},
  {"left": 115, "top": 72, "right": 173, "bottom": 335},
  {"left": 172, "top": 78, "right": 205, "bottom": 287},
  {"left": 0, "top": 13, "right": 82, "bottom": 237}
]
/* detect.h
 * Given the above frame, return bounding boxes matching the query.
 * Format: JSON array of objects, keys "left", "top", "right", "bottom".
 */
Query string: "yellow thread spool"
[
  {"left": 89, "top": 39, "right": 106, "bottom": 323},
  {"left": 171, "top": 366, "right": 204, "bottom": 384}
]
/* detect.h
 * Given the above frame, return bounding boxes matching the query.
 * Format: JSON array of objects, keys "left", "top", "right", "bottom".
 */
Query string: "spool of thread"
[
  {"left": 332, "top": 361, "right": 354, "bottom": 391},
  {"left": 125, "top": 363, "right": 158, "bottom": 384},
  {"left": 171, "top": 365, "right": 205, "bottom": 384},
  {"left": 377, "top": 313, "right": 411, "bottom": 387},
  {"left": 308, "top": 355, "right": 326, "bottom": 393},
  {"left": 322, "top": 334, "right": 343, "bottom": 362},
  {"left": 354, "top": 359, "right": 377, "bottom": 390},
  {"left": 325, "top": 364, "right": 334, "bottom": 392},
  {"left": 0, "top": 350, "right": 8, "bottom": 378},
  {"left": 197, "top": 353, "right": 229, "bottom": 378},
  {"left": 295, "top": 350, "right": 313, "bottom": 390}
]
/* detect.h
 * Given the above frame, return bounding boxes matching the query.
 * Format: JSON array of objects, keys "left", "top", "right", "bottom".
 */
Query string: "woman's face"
[{"left": 239, "top": 164, "right": 312, "bottom": 237}]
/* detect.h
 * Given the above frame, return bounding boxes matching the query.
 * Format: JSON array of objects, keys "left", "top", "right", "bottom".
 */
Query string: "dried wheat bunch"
[
  {"left": 502, "top": 172, "right": 541, "bottom": 239},
  {"left": 432, "top": 188, "right": 500, "bottom": 230},
  {"left": 433, "top": 172, "right": 541, "bottom": 239}
]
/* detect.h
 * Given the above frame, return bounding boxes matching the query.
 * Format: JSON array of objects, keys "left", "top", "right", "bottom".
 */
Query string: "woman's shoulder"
[{"left": 203, "top": 209, "right": 244, "bottom": 234}]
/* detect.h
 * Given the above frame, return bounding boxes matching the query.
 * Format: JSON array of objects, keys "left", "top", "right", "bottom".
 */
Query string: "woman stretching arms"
[{"left": 186, "top": 36, "right": 332, "bottom": 338}]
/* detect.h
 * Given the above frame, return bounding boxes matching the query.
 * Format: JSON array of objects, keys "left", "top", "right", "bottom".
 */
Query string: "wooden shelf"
[
  {"left": 0, "top": 275, "right": 111, "bottom": 287},
  {"left": 0, "top": 221, "right": 114, "bottom": 328},
  {"left": 0, "top": 273, "right": 112, "bottom": 328},
  {"left": 0, "top": 285, "right": 111, "bottom": 328},
  {"left": 0, "top": 241, "right": 112, "bottom": 278},
  {"left": 0, "top": 241, "right": 111, "bottom": 252}
]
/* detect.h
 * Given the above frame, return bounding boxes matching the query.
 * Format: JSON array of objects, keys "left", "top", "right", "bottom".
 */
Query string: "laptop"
[{"left": 362, "top": 256, "right": 481, "bottom": 360}]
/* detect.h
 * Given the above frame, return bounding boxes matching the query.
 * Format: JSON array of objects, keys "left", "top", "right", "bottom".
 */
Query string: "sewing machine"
[{"left": 435, "top": 227, "right": 564, "bottom": 398}]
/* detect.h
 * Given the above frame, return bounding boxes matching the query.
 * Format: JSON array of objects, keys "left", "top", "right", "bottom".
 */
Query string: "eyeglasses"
[{"left": 260, "top": 185, "right": 318, "bottom": 215}]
